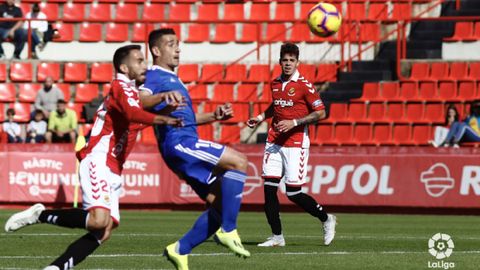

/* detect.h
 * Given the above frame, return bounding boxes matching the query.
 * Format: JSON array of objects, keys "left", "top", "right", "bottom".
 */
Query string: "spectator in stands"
[
  {"left": 45, "top": 99, "right": 78, "bottom": 143},
  {"left": 430, "top": 104, "right": 459, "bottom": 147},
  {"left": 441, "top": 100, "right": 480, "bottom": 147},
  {"left": 26, "top": 109, "right": 47, "bottom": 143},
  {"left": 0, "top": 0, "right": 27, "bottom": 59},
  {"left": 34, "top": 76, "right": 64, "bottom": 119},
  {"left": 3, "top": 108, "right": 23, "bottom": 143},
  {"left": 23, "top": 3, "right": 47, "bottom": 59}
]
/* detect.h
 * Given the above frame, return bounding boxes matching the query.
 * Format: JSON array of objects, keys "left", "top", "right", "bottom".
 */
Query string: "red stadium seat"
[
  {"left": 298, "top": 64, "right": 316, "bottom": 83},
  {"left": 223, "top": 4, "right": 244, "bottom": 21},
  {"left": 391, "top": 2, "right": 411, "bottom": 20},
  {"left": 290, "top": 23, "right": 312, "bottom": 43},
  {"left": 131, "top": 23, "right": 154, "bottom": 42},
  {"left": 418, "top": 82, "right": 437, "bottom": 101},
  {"left": 178, "top": 64, "right": 199, "bottom": 83},
  {"left": 169, "top": 4, "right": 191, "bottom": 20},
  {"left": 333, "top": 124, "right": 353, "bottom": 145},
  {"left": 271, "top": 65, "right": 282, "bottom": 80},
  {"left": 67, "top": 102, "right": 83, "bottom": 122},
  {"left": 411, "top": 125, "right": 431, "bottom": 145},
  {"left": 89, "top": 3, "right": 111, "bottom": 21},
  {"left": 197, "top": 4, "right": 219, "bottom": 21},
  {"left": 405, "top": 103, "right": 425, "bottom": 123},
  {"left": 399, "top": 82, "right": 419, "bottom": 101},
  {"left": 236, "top": 84, "right": 258, "bottom": 101},
  {"left": 0, "top": 84, "right": 16, "bottom": 103},
  {"left": 212, "top": 24, "right": 236, "bottom": 43},
  {"left": 246, "top": 64, "right": 270, "bottom": 82},
  {"left": 368, "top": 103, "right": 386, "bottom": 122},
  {"left": 0, "top": 103, "right": 4, "bottom": 122},
  {"left": 391, "top": 125, "right": 411, "bottom": 145},
  {"left": 314, "top": 124, "right": 334, "bottom": 145},
  {"left": 225, "top": 103, "right": 249, "bottom": 123},
  {"left": 264, "top": 23, "right": 286, "bottom": 42},
  {"left": 368, "top": 3, "right": 388, "bottom": 20},
  {"left": 259, "top": 83, "right": 271, "bottom": 102},
  {"left": 316, "top": 64, "right": 337, "bottom": 82},
  {"left": 238, "top": 23, "right": 260, "bottom": 43},
  {"left": 10, "top": 62, "right": 33, "bottom": 82},
  {"left": 219, "top": 124, "right": 241, "bottom": 144},
  {"left": 424, "top": 103, "right": 444, "bottom": 124},
  {"left": 381, "top": 82, "right": 400, "bottom": 101},
  {"left": 56, "top": 83, "right": 71, "bottom": 101},
  {"left": 429, "top": 62, "right": 449, "bottom": 80},
  {"left": 273, "top": 3, "right": 295, "bottom": 21},
  {"left": 224, "top": 64, "right": 247, "bottom": 83},
  {"left": 75, "top": 84, "right": 100, "bottom": 103},
  {"left": 385, "top": 103, "right": 405, "bottom": 122},
  {"left": 408, "top": 62, "right": 430, "bottom": 81},
  {"left": 346, "top": 3, "right": 365, "bottom": 20},
  {"left": 448, "top": 62, "right": 469, "bottom": 81},
  {"left": 197, "top": 124, "right": 214, "bottom": 141},
  {"left": 371, "top": 124, "right": 391, "bottom": 145},
  {"left": 0, "top": 63, "right": 6, "bottom": 82},
  {"left": 188, "top": 84, "right": 208, "bottom": 100},
  {"left": 250, "top": 3, "right": 270, "bottom": 21},
  {"left": 212, "top": 84, "right": 234, "bottom": 103},
  {"left": 18, "top": 83, "right": 42, "bottom": 103},
  {"left": 101, "top": 83, "right": 111, "bottom": 98},
  {"left": 358, "top": 82, "right": 380, "bottom": 101},
  {"left": 105, "top": 23, "right": 129, "bottom": 42},
  {"left": 53, "top": 23, "right": 74, "bottom": 42},
  {"left": 473, "top": 22, "right": 480, "bottom": 39},
  {"left": 115, "top": 3, "right": 138, "bottom": 21},
  {"left": 39, "top": 3, "right": 59, "bottom": 19},
  {"left": 79, "top": 23, "right": 102, "bottom": 42},
  {"left": 457, "top": 81, "right": 476, "bottom": 101},
  {"left": 350, "top": 124, "right": 371, "bottom": 145},
  {"left": 12, "top": 102, "right": 31, "bottom": 122},
  {"left": 444, "top": 22, "right": 474, "bottom": 42},
  {"left": 200, "top": 64, "right": 224, "bottom": 83},
  {"left": 62, "top": 3, "right": 85, "bottom": 20},
  {"left": 360, "top": 23, "right": 380, "bottom": 42},
  {"left": 143, "top": 3, "right": 165, "bottom": 21},
  {"left": 438, "top": 82, "right": 457, "bottom": 101},
  {"left": 347, "top": 102, "right": 367, "bottom": 123},
  {"left": 64, "top": 62, "right": 88, "bottom": 82},
  {"left": 467, "top": 62, "right": 480, "bottom": 81},
  {"left": 327, "top": 103, "right": 347, "bottom": 123},
  {"left": 141, "top": 127, "right": 157, "bottom": 144},
  {"left": 90, "top": 62, "right": 113, "bottom": 83},
  {"left": 37, "top": 62, "right": 60, "bottom": 81},
  {"left": 185, "top": 24, "right": 209, "bottom": 43}
]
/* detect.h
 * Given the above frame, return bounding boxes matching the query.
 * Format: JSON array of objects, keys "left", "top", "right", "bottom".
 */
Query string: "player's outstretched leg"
[
  {"left": 4, "top": 203, "right": 45, "bottom": 232},
  {"left": 286, "top": 186, "right": 336, "bottom": 246},
  {"left": 258, "top": 178, "right": 285, "bottom": 247},
  {"left": 164, "top": 242, "right": 189, "bottom": 270}
]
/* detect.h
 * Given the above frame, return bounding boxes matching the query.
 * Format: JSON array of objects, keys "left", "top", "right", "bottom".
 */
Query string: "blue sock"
[
  {"left": 221, "top": 170, "right": 246, "bottom": 232},
  {"left": 178, "top": 208, "right": 221, "bottom": 255}
]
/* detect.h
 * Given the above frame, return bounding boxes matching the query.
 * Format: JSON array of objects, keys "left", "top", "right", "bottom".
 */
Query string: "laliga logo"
[
  {"left": 420, "top": 163, "right": 454, "bottom": 197},
  {"left": 243, "top": 162, "right": 262, "bottom": 196},
  {"left": 428, "top": 233, "right": 454, "bottom": 260}
]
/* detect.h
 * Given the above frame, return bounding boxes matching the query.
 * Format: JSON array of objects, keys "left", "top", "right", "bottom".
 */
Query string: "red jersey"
[
  {"left": 76, "top": 74, "right": 157, "bottom": 174},
  {"left": 267, "top": 70, "right": 325, "bottom": 148}
]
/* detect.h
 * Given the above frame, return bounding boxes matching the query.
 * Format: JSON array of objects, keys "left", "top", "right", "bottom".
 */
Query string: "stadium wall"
[{"left": 0, "top": 144, "right": 479, "bottom": 209}]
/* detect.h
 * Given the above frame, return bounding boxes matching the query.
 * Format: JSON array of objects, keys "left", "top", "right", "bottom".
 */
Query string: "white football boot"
[
  {"left": 323, "top": 214, "right": 337, "bottom": 245},
  {"left": 257, "top": 234, "right": 286, "bottom": 247},
  {"left": 4, "top": 203, "right": 45, "bottom": 232}
]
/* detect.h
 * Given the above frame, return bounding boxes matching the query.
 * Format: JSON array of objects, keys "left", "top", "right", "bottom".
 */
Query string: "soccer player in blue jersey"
[{"left": 139, "top": 28, "right": 250, "bottom": 270}]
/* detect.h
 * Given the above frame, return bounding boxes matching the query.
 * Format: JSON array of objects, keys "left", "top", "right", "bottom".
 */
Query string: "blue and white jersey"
[{"left": 140, "top": 65, "right": 198, "bottom": 147}]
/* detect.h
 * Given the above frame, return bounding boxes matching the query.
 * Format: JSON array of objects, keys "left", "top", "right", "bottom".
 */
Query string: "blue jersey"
[{"left": 141, "top": 65, "right": 198, "bottom": 147}]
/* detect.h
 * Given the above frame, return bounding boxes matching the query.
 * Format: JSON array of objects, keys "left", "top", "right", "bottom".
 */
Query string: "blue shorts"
[{"left": 162, "top": 137, "right": 226, "bottom": 197}]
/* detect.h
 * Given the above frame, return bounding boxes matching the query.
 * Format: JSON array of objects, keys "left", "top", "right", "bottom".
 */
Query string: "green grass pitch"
[{"left": 0, "top": 210, "right": 479, "bottom": 269}]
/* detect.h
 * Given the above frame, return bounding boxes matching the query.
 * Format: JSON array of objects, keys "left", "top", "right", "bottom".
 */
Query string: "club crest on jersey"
[
  {"left": 274, "top": 98, "right": 294, "bottom": 107},
  {"left": 288, "top": 88, "right": 296, "bottom": 96}
]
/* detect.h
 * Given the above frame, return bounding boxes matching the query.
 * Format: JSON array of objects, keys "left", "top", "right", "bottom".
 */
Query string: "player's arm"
[
  {"left": 246, "top": 103, "right": 274, "bottom": 128},
  {"left": 139, "top": 90, "right": 184, "bottom": 110},
  {"left": 196, "top": 103, "right": 233, "bottom": 125}
]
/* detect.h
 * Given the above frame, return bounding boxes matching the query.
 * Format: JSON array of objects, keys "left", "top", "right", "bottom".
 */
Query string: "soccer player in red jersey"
[
  {"left": 247, "top": 43, "right": 337, "bottom": 247},
  {"left": 4, "top": 45, "right": 182, "bottom": 269}
]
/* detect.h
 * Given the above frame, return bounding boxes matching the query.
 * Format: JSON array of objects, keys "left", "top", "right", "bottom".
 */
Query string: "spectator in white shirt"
[
  {"left": 26, "top": 109, "right": 47, "bottom": 143},
  {"left": 3, "top": 108, "right": 23, "bottom": 143},
  {"left": 24, "top": 3, "right": 48, "bottom": 59}
]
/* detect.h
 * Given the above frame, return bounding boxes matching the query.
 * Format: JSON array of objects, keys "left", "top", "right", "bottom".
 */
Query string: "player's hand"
[
  {"left": 163, "top": 91, "right": 184, "bottom": 105},
  {"left": 246, "top": 117, "right": 260, "bottom": 128},
  {"left": 214, "top": 103, "right": 234, "bottom": 120},
  {"left": 274, "top": 120, "right": 296, "bottom": 133},
  {"left": 7, "top": 30, "right": 14, "bottom": 39},
  {"left": 154, "top": 115, "right": 184, "bottom": 127}
]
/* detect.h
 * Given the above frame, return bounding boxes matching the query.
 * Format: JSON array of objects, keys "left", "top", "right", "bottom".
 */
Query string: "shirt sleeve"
[
  {"left": 112, "top": 82, "right": 157, "bottom": 125},
  {"left": 304, "top": 84, "right": 325, "bottom": 112},
  {"left": 140, "top": 72, "right": 168, "bottom": 113},
  {"left": 48, "top": 113, "right": 55, "bottom": 130},
  {"left": 15, "top": 7, "right": 22, "bottom": 18}
]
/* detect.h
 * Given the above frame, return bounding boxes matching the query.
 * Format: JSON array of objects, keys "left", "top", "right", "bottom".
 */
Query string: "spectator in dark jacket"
[{"left": 0, "top": 0, "right": 27, "bottom": 59}]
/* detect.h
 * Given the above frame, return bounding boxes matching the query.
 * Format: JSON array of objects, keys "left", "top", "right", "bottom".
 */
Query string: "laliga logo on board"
[
  {"left": 427, "top": 233, "right": 455, "bottom": 269},
  {"left": 420, "top": 163, "right": 454, "bottom": 197}
]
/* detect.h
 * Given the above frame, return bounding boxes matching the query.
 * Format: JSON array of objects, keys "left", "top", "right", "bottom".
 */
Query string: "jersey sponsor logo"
[
  {"left": 274, "top": 98, "right": 294, "bottom": 107},
  {"left": 288, "top": 88, "right": 296, "bottom": 96},
  {"left": 312, "top": 99, "right": 323, "bottom": 108}
]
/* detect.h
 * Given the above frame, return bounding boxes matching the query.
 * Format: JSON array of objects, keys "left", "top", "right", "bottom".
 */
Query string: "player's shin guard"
[
  {"left": 38, "top": 208, "right": 89, "bottom": 229},
  {"left": 49, "top": 233, "right": 101, "bottom": 269},
  {"left": 221, "top": 170, "right": 246, "bottom": 232},
  {"left": 263, "top": 178, "right": 282, "bottom": 235},
  {"left": 178, "top": 208, "right": 221, "bottom": 255},
  {"left": 286, "top": 186, "right": 328, "bottom": 222}
]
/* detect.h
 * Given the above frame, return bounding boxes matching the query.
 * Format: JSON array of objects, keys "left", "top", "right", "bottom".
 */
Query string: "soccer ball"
[{"left": 307, "top": 2, "right": 342, "bottom": 37}]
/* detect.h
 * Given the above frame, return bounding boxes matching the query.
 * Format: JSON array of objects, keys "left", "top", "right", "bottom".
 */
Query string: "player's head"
[
  {"left": 279, "top": 43, "right": 300, "bottom": 78},
  {"left": 113, "top": 44, "right": 147, "bottom": 83},
  {"left": 148, "top": 28, "right": 180, "bottom": 71}
]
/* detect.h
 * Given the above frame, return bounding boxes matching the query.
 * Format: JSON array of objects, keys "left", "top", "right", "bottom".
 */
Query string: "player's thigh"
[
  {"left": 262, "top": 143, "right": 284, "bottom": 179},
  {"left": 283, "top": 147, "right": 309, "bottom": 186},
  {"left": 216, "top": 146, "right": 248, "bottom": 172}
]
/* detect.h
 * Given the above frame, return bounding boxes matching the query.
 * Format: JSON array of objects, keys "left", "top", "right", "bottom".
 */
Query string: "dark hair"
[
  {"left": 148, "top": 28, "right": 176, "bottom": 58},
  {"left": 34, "top": 109, "right": 44, "bottom": 117},
  {"left": 113, "top": 44, "right": 142, "bottom": 73},
  {"left": 469, "top": 99, "right": 480, "bottom": 117},
  {"left": 280, "top": 42, "right": 299, "bottom": 60},
  {"left": 32, "top": 3, "right": 40, "bottom": 13},
  {"left": 445, "top": 104, "right": 459, "bottom": 125},
  {"left": 6, "top": 108, "right": 15, "bottom": 116},
  {"left": 57, "top": 99, "right": 67, "bottom": 105}
]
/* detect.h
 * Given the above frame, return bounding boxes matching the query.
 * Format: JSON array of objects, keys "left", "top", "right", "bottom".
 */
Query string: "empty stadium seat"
[
  {"left": 399, "top": 82, "right": 418, "bottom": 101},
  {"left": 246, "top": 64, "right": 270, "bottom": 82},
  {"left": 53, "top": 23, "right": 74, "bottom": 42},
  {"left": 290, "top": 23, "right": 312, "bottom": 43},
  {"left": 0, "top": 63, "right": 6, "bottom": 82},
  {"left": 429, "top": 62, "right": 449, "bottom": 80},
  {"left": 444, "top": 22, "right": 474, "bottom": 42},
  {"left": 447, "top": 62, "right": 469, "bottom": 81},
  {"left": 349, "top": 124, "right": 371, "bottom": 145},
  {"left": 212, "top": 84, "right": 234, "bottom": 102},
  {"left": 224, "top": 103, "right": 249, "bottom": 123},
  {"left": 67, "top": 102, "right": 84, "bottom": 122},
  {"left": 407, "top": 62, "right": 430, "bottom": 81},
  {"left": 405, "top": 103, "right": 424, "bottom": 123},
  {"left": 264, "top": 23, "right": 286, "bottom": 42},
  {"left": 249, "top": 3, "right": 270, "bottom": 21},
  {"left": 347, "top": 103, "right": 367, "bottom": 123},
  {"left": 381, "top": 82, "right": 400, "bottom": 101},
  {"left": 368, "top": 3, "right": 388, "bottom": 20},
  {"left": 0, "top": 103, "right": 4, "bottom": 122},
  {"left": 188, "top": 84, "right": 208, "bottom": 100},
  {"left": 467, "top": 62, "right": 480, "bottom": 80},
  {"left": 18, "top": 83, "right": 42, "bottom": 103},
  {"left": 56, "top": 83, "right": 71, "bottom": 101},
  {"left": 143, "top": 3, "right": 165, "bottom": 21},
  {"left": 371, "top": 124, "right": 391, "bottom": 145},
  {"left": 79, "top": 23, "right": 102, "bottom": 42},
  {"left": 62, "top": 3, "right": 85, "bottom": 21},
  {"left": 224, "top": 64, "right": 247, "bottom": 83},
  {"left": 212, "top": 24, "right": 236, "bottom": 43},
  {"left": 424, "top": 103, "right": 444, "bottom": 123},
  {"left": 168, "top": 3, "right": 191, "bottom": 20},
  {"left": 298, "top": 64, "right": 316, "bottom": 82},
  {"left": 0, "top": 84, "right": 16, "bottom": 103},
  {"left": 236, "top": 84, "right": 258, "bottom": 101},
  {"left": 10, "top": 62, "right": 33, "bottom": 82},
  {"left": 457, "top": 81, "right": 476, "bottom": 101},
  {"left": 223, "top": 3, "right": 244, "bottom": 21},
  {"left": 411, "top": 125, "right": 430, "bottom": 145},
  {"left": 185, "top": 24, "right": 209, "bottom": 43},
  {"left": 197, "top": 4, "right": 219, "bottom": 21},
  {"left": 391, "top": 2, "right": 411, "bottom": 20},
  {"left": 271, "top": 65, "right": 282, "bottom": 80},
  {"left": 12, "top": 102, "right": 31, "bottom": 122},
  {"left": 345, "top": 3, "right": 365, "bottom": 20},
  {"left": 197, "top": 124, "right": 214, "bottom": 141},
  {"left": 75, "top": 84, "right": 99, "bottom": 103},
  {"left": 200, "top": 64, "right": 223, "bottom": 83},
  {"left": 259, "top": 83, "right": 271, "bottom": 102},
  {"left": 219, "top": 124, "right": 241, "bottom": 144},
  {"left": 314, "top": 124, "right": 334, "bottom": 145},
  {"left": 105, "top": 23, "right": 128, "bottom": 42},
  {"left": 178, "top": 64, "right": 198, "bottom": 83},
  {"left": 131, "top": 23, "right": 154, "bottom": 42},
  {"left": 273, "top": 3, "right": 295, "bottom": 21},
  {"left": 368, "top": 103, "right": 386, "bottom": 122},
  {"left": 39, "top": 3, "right": 59, "bottom": 19},
  {"left": 238, "top": 23, "right": 260, "bottom": 43},
  {"left": 101, "top": 83, "right": 111, "bottom": 97},
  {"left": 418, "top": 82, "right": 437, "bottom": 101},
  {"left": 90, "top": 62, "right": 113, "bottom": 83},
  {"left": 438, "top": 82, "right": 457, "bottom": 101},
  {"left": 89, "top": 3, "right": 112, "bottom": 21},
  {"left": 64, "top": 62, "right": 88, "bottom": 82},
  {"left": 360, "top": 23, "right": 381, "bottom": 42},
  {"left": 391, "top": 125, "right": 411, "bottom": 145},
  {"left": 326, "top": 103, "right": 347, "bottom": 123},
  {"left": 115, "top": 3, "right": 138, "bottom": 21},
  {"left": 385, "top": 103, "right": 405, "bottom": 122},
  {"left": 333, "top": 124, "right": 353, "bottom": 145},
  {"left": 37, "top": 62, "right": 60, "bottom": 81},
  {"left": 358, "top": 82, "right": 380, "bottom": 102},
  {"left": 316, "top": 64, "right": 337, "bottom": 82}
]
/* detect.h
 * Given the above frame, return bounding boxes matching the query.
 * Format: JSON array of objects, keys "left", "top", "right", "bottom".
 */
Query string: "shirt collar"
[
  {"left": 276, "top": 70, "right": 300, "bottom": 83},
  {"left": 151, "top": 65, "right": 176, "bottom": 75},
  {"left": 116, "top": 73, "right": 136, "bottom": 88}
]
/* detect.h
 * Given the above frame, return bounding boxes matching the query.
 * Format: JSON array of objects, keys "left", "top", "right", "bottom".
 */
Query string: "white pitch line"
[{"left": 0, "top": 250, "right": 479, "bottom": 260}]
